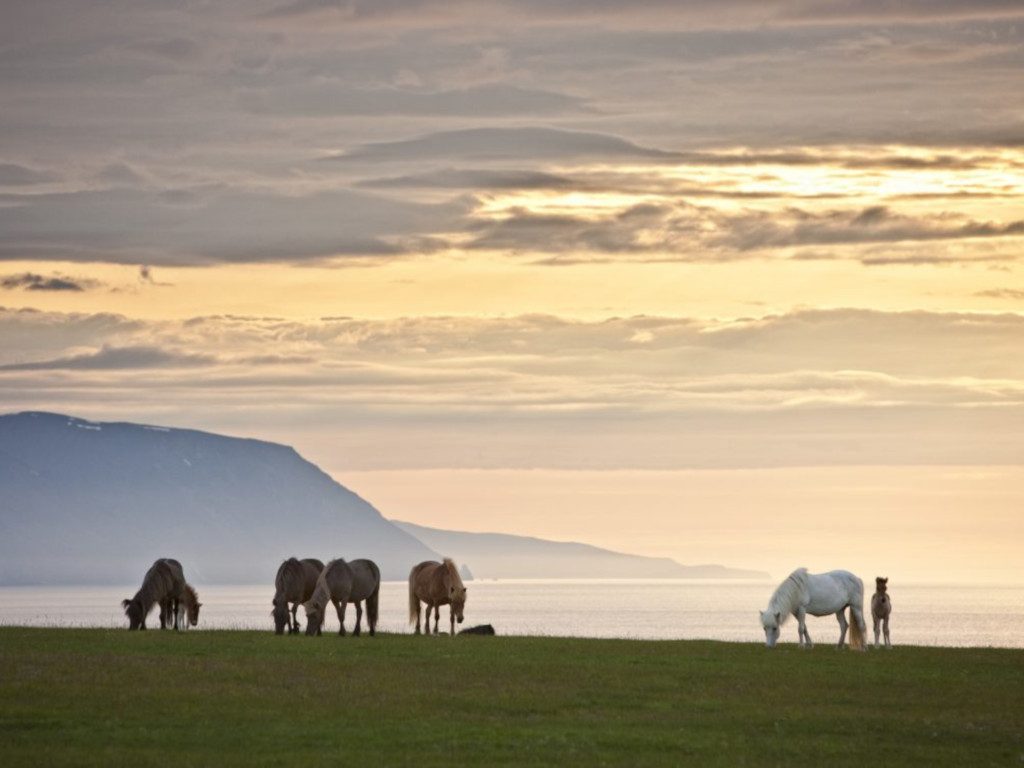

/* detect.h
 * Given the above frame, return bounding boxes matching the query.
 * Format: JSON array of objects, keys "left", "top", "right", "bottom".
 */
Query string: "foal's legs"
[
  {"left": 873, "top": 614, "right": 881, "bottom": 648},
  {"left": 353, "top": 601, "right": 363, "bottom": 636},
  {"left": 835, "top": 609, "right": 848, "bottom": 648},
  {"left": 883, "top": 614, "right": 891, "bottom": 648}
]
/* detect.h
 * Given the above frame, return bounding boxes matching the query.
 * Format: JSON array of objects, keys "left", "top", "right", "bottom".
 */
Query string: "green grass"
[{"left": 1, "top": 628, "right": 1022, "bottom": 766}]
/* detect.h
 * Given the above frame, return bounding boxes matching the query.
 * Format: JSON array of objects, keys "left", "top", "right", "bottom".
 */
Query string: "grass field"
[{"left": 1, "top": 628, "right": 1022, "bottom": 766}]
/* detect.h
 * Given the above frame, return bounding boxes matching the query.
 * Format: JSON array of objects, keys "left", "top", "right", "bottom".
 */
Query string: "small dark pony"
[
  {"left": 122, "top": 558, "right": 185, "bottom": 631},
  {"left": 272, "top": 557, "right": 324, "bottom": 635}
]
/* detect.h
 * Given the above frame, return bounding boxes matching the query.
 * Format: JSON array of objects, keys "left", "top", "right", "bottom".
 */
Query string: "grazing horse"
[
  {"left": 161, "top": 584, "right": 202, "bottom": 631},
  {"left": 409, "top": 558, "right": 467, "bottom": 636},
  {"left": 760, "top": 567, "right": 866, "bottom": 650},
  {"left": 122, "top": 558, "right": 186, "bottom": 631},
  {"left": 871, "top": 576, "right": 892, "bottom": 648},
  {"left": 272, "top": 557, "right": 324, "bottom": 635},
  {"left": 303, "top": 558, "right": 380, "bottom": 637}
]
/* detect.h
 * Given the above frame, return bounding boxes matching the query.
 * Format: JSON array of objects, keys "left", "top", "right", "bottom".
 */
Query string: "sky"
[{"left": 1, "top": 0, "right": 1023, "bottom": 582}]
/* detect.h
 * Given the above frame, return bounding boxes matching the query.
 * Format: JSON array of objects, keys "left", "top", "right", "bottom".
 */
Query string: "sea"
[{"left": 2, "top": 580, "right": 1023, "bottom": 648}]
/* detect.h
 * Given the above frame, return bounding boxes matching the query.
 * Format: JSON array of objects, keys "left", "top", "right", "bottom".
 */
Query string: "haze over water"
[{"left": 4, "top": 580, "right": 1023, "bottom": 648}]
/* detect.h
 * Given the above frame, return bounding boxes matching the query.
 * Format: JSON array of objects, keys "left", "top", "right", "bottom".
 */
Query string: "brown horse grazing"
[
  {"left": 409, "top": 559, "right": 467, "bottom": 636},
  {"left": 123, "top": 558, "right": 186, "bottom": 631},
  {"left": 272, "top": 557, "right": 324, "bottom": 635},
  {"left": 161, "top": 584, "right": 202, "bottom": 631},
  {"left": 871, "top": 576, "right": 892, "bottom": 648},
  {"left": 303, "top": 558, "right": 381, "bottom": 637}
]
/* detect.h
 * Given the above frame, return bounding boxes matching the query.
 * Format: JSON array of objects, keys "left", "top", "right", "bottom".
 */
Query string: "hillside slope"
[
  {"left": 393, "top": 520, "right": 769, "bottom": 580},
  {"left": 0, "top": 412, "right": 438, "bottom": 583}
]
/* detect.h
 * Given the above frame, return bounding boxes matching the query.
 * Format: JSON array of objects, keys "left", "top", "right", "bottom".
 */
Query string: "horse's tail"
[
  {"left": 408, "top": 569, "right": 419, "bottom": 625},
  {"left": 848, "top": 605, "right": 865, "bottom": 651},
  {"left": 366, "top": 583, "right": 380, "bottom": 632}
]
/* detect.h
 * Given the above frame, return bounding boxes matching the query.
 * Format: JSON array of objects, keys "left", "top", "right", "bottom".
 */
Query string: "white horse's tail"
[{"left": 848, "top": 606, "right": 865, "bottom": 650}]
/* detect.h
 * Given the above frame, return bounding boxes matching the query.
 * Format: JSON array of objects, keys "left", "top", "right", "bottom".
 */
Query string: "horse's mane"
[
  {"left": 767, "top": 567, "right": 808, "bottom": 621},
  {"left": 443, "top": 558, "right": 464, "bottom": 589}
]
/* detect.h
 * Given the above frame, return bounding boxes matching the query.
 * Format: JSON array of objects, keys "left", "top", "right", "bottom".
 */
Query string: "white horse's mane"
[{"left": 766, "top": 567, "right": 809, "bottom": 622}]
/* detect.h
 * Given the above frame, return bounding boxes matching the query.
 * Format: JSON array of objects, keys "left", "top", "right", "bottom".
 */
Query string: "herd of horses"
[
  {"left": 122, "top": 556, "right": 468, "bottom": 637},
  {"left": 124, "top": 559, "right": 892, "bottom": 648}
]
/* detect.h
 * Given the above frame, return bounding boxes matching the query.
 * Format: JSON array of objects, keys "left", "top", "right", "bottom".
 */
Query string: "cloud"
[
  {"left": 242, "top": 83, "right": 584, "bottom": 117},
  {"left": 0, "top": 345, "right": 216, "bottom": 371},
  {"left": 975, "top": 288, "right": 1024, "bottom": 300},
  {"left": 328, "top": 127, "right": 680, "bottom": 164},
  {"left": 2, "top": 307, "right": 1023, "bottom": 469},
  {"left": 0, "top": 187, "right": 467, "bottom": 265},
  {"left": 0, "top": 163, "right": 57, "bottom": 186},
  {"left": 1, "top": 272, "right": 101, "bottom": 292}
]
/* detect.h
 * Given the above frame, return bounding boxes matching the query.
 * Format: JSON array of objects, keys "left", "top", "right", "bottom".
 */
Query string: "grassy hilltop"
[{"left": 0, "top": 628, "right": 1021, "bottom": 766}]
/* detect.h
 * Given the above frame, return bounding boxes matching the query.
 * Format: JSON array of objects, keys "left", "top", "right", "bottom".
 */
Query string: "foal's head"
[
  {"left": 875, "top": 576, "right": 888, "bottom": 594},
  {"left": 122, "top": 598, "right": 145, "bottom": 630}
]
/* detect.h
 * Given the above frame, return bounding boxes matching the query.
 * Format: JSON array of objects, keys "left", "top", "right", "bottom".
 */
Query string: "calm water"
[{"left": 2, "top": 580, "right": 1023, "bottom": 647}]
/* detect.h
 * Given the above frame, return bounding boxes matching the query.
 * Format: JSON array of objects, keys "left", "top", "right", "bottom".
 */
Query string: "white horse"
[{"left": 760, "top": 568, "right": 866, "bottom": 650}]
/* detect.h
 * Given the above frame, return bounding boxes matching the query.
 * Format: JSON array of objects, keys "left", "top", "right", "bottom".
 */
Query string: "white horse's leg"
[
  {"left": 835, "top": 610, "right": 848, "bottom": 649},
  {"left": 795, "top": 608, "right": 810, "bottom": 648}
]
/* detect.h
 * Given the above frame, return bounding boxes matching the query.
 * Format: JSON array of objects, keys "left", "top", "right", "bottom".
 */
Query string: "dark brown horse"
[
  {"left": 272, "top": 557, "right": 324, "bottom": 635},
  {"left": 409, "top": 558, "right": 467, "bottom": 636},
  {"left": 303, "top": 558, "right": 380, "bottom": 637},
  {"left": 122, "top": 558, "right": 186, "bottom": 631}
]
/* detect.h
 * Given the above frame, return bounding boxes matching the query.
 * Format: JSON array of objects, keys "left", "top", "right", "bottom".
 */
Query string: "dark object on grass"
[{"left": 458, "top": 624, "right": 495, "bottom": 636}]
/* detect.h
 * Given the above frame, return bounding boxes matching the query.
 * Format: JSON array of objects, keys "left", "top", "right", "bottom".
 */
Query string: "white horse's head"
[{"left": 760, "top": 610, "right": 782, "bottom": 648}]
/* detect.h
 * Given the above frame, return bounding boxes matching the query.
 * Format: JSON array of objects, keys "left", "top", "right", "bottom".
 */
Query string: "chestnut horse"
[{"left": 408, "top": 558, "right": 467, "bottom": 636}]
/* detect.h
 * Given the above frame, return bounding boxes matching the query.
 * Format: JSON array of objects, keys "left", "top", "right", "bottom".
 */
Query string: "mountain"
[
  {"left": 392, "top": 521, "right": 769, "bottom": 580},
  {"left": 0, "top": 411, "right": 438, "bottom": 584}
]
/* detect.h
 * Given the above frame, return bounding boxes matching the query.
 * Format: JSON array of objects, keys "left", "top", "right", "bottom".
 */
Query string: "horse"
[
  {"left": 759, "top": 567, "right": 866, "bottom": 650},
  {"left": 122, "top": 558, "right": 186, "bottom": 631},
  {"left": 303, "top": 558, "right": 380, "bottom": 637},
  {"left": 871, "top": 576, "right": 892, "bottom": 648},
  {"left": 160, "top": 583, "right": 202, "bottom": 631},
  {"left": 408, "top": 558, "right": 467, "bottom": 636},
  {"left": 272, "top": 557, "right": 324, "bottom": 635}
]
